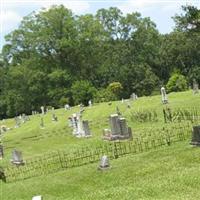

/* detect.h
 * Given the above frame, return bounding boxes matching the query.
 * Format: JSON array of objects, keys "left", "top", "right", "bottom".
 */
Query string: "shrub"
[
  {"left": 94, "top": 88, "right": 117, "bottom": 103},
  {"left": 107, "top": 82, "right": 123, "bottom": 98},
  {"left": 71, "top": 80, "right": 97, "bottom": 105},
  {"left": 166, "top": 73, "right": 188, "bottom": 93}
]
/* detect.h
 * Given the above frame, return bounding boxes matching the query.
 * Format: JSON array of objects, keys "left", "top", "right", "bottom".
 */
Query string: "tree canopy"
[{"left": 0, "top": 5, "right": 200, "bottom": 118}]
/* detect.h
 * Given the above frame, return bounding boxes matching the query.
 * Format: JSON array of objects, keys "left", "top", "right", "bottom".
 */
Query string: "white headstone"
[
  {"left": 98, "top": 155, "right": 110, "bottom": 169},
  {"left": 32, "top": 195, "right": 42, "bottom": 200},
  {"left": 161, "top": 87, "right": 168, "bottom": 104},
  {"left": 40, "top": 106, "right": 45, "bottom": 115}
]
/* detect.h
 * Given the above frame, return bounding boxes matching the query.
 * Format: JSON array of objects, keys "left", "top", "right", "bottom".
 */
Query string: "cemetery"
[
  {"left": 1, "top": 2, "right": 200, "bottom": 200},
  {"left": 1, "top": 90, "right": 200, "bottom": 199}
]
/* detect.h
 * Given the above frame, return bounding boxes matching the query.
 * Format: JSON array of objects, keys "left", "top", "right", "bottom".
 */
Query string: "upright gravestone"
[
  {"left": 65, "top": 104, "right": 70, "bottom": 110},
  {"left": 11, "top": 149, "right": 24, "bottom": 165},
  {"left": 40, "top": 106, "right": 45, "bottom": 115},
  {"left": 14, "top": 117, "right": 20, "bottom": 128},
  {"left": 76, "top": 114, "right": 85, "bottom": 137},
  {"left": 193, "top": 80, "right": 199, "bottom": 94},
  {"left": 161, "top": 86, "right": 168, "bottom": 104},
  {"left": 52, "top": 113, "right": 58, "bottom": 122},
  {"left": 0, "top": 145, "right": 4, "bottom": 159},
  {"left": 190, "top": 125, "right": 200, "bottom": 146},
  {"left": 82, "top": 120, "right": 91, "bottom": 136},
  {"left": 40, "top": 118, "right": 44, "bottom": 129},
  {"left": 130, "top": 93, "right": 137, "bottom": 101},
  {"left": 110, "top": 114, "right": 121, "bottom": 136},
  {"left": 88, "top": 100, "right": 92, "bottom": 107},
  {"left": 98, "top": 155, "right": 110, "bottom": 170}
]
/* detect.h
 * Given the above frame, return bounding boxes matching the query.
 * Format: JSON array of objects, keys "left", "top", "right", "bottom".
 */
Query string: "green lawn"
[{"left": 1, "top": 90, "right": 200, "bottom": 199}]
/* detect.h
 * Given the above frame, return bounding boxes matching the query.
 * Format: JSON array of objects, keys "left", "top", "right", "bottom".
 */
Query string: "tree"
[{"left": 71, "top": 80, "right": 97, "bottom": 105}]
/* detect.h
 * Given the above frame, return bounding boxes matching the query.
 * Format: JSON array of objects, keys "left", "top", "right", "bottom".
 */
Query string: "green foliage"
[
  {"left": 166, "top": 73, "right": 188, "bottom": 93},
  {"left": 107, "top": 82, "right": 123, "bottom": 98},
  {"left": 94, "top": 88, "right": 117, "bottom": 103},
  {"left": 1, "top": 5, "right": 200, "bottom": 117},
  {"left": 71, "top": 80, "right": 97, "bottom": 105}
]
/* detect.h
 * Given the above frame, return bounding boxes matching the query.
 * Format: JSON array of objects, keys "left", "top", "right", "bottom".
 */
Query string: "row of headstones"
[
  {"left": 161, "top": 82, "right": 199, "bottom": 105},
  {"left": 68, "top": 111, "right": 133, "bottom": 141}
]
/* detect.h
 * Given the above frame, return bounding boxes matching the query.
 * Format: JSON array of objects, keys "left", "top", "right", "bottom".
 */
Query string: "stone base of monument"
[
  {"left": 190, "top": 125, "right": 200, "bottom": 146},
  {"left": 103, "top": 134, "right": 131, "bottom": 141},
  {"left": 10, "top": 160, "right": 25, "bottom": 166}
]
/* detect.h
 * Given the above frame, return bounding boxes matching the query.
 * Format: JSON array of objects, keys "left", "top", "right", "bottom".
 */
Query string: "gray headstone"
[
  {"left": 98, "top": 155, "right": 110, "bottom": 170},
  {"left": 193, "top": 80, "right": 199, "bottom": 94},
  {"left": 0, "top": 145, "right": 4, "bottom": 159},
  {"left": 11, "top": 149, "right": 24, "bottom": 165},
  {"left": 118, "top": 117, "right": 128, "bottom": 136},
  {"left": 82, "top": 120, "right": 91, "bottom": 136},
  {"left": 109, "top": 114, "right": 121, "bottom": 135}
]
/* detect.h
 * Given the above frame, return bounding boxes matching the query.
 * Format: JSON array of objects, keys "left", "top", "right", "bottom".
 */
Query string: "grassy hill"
[{"left": 1, "top": 90, "right": 200, "bottom": 199}]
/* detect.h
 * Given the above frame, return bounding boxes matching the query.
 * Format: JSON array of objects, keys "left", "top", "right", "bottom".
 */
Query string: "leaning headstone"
[
  {"left": 32, "top": 195, "right": 42, "bottom": 200},
  {"left": 161, "top": 86, "right": 168, "bottom": 104},
  {"left": 0, "top": 145, "right": 4, "bottom": 159},
  {"left": 11, "top": 149, "right": 24, "bottom": 165},
  {"left": 190, "top": 125, "right": 200, "bottom": 146},
  {"left": 98, "top": 155, "right": 110, "bottom": 170}
]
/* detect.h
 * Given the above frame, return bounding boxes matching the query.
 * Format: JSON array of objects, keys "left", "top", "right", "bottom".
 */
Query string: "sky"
[{"left": 0, "top": 0, "right": 200, "bottom": 51}]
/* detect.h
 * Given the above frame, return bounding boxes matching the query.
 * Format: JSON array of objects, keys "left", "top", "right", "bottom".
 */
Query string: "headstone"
[
  {"left": 110, "top": 114, "right": 121, "bottom": 135},
  {"left": 116, "top": 106, "right": 121, "bottom": 116},
  {"left": 14, "top": 117, "right": 20, "bottom": 128},
  {"left": 88, "top": 100, "right": 92, "bottom": 107},
  {"left": 0, "top": 145, "right": 4, "bottom": 159},
  {"left": 193, "top": 79, "right": 199, "bottom": 94},
  {"left": 161, "top": 86, "right": 168, "bottom": 104},
  {"left": 40, "top": 106, "right": 45, "bottom": 115},
  {"left": 65, "top": 104, "right": 70, "bottom": 110},
  {"left": 130, "top": 93, "right": 138, "bottom": 101},
  {"left": 98, "top": 155, "right": 110, "bottom": 170},
  {"left": 52, "top": 113, "right": 58, "bottom": 122},
  {"left": 103, "top": 114, "right": 133, "bottom": 140},
  {"left": 190, "top": 125, "right": 200, "bottom": 146},
  {"left": 32, "top": 195, "right": 42, "bottom": 200},
  {"left": 121, "top": 98, "right": 124, "bottom": 103},
  {"left": 40, "top": 118, "right": 44, "bottom": 129},
  {"left": 82, "top": 120, "right": 91, "bottom": 136},
  {"left": 11, "top": 149, "right": 24, "bottom": 165}
]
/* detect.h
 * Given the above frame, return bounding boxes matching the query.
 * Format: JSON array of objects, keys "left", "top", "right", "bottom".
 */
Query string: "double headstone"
[{"left": 103, "top": 114, "right": 132, "bottom": 140}]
